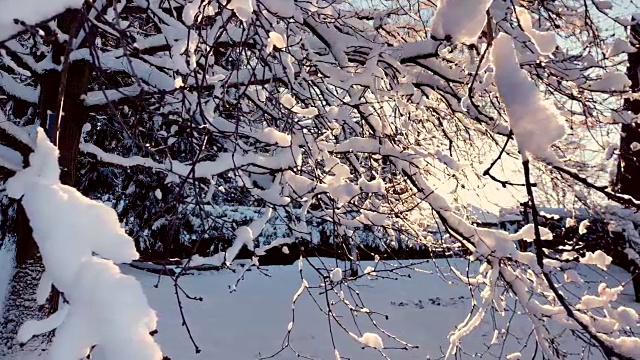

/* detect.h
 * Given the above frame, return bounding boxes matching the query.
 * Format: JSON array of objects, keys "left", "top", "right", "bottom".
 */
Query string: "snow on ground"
[
  {"left": 124, "top": 258, "right": 640, "bottom": 360},
  {"left": 0, "top": 0, "right": 83, "bottom": 41}
]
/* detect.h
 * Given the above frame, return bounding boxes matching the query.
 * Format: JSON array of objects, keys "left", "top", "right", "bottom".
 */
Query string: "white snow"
[
  {"left": 506, "top": 352, "right": 522, "bottom": 360},
  {"left": 81, "top": 142, "right": 299, "bottom": 182},
  {"left": 510, "top": 223, "right": 553, "bottom": 241},
  {"left": 613, "top": 306, "right": 639, "bottom": 328},
  {"left": 0, "top": 2, "right": 638, "bottom": 359},
  {"left": 0, "top": 70, "right": 38, "bottom": 103},
  {"left": 116, "top": 258, "right": 640, "bottom": 360},
  {"left": 0, "top": 144, "right": 24, "bottom": 171},
  {"left": 188, "top": 209, "right": 273, "bottom": 267},
  {"left": 579, "top": 219, "right": 590, "bottom": 234},
  {"left": 357, "top": 332, "right": 384, "bottom": 349},
  {"left": 267, "top": 32, "right": 286, "bottom": 53},
  {"left": 364, "top": 266, "right": 377, "bottom": 276},
  {"left": 280, "top": 93, "right": 296, "bottom": 108},
  {"left": 580, "top": 250, "right": 612, "bottom": 270},
  {"left": 226, "top": 0, "right": 254, "bottom": 21},
  {"left": 18, "top": 304, "right": 69, "bottom": 344},
  {"left": 491, "top": 33, "right": 566, "bottom": 163},
  {"left": 292, "top": 279, "right": 308, "bottom": 304},
  {"left": 430, "top": 0, "right": 493, "bottom": 43},
  {"left": 564, "top": 269, "right": 583, "bottom": 283},
  {"left": 330, "top": 267, "right": 343, "bottom": 282},
  {"left": 586, "top": 71, "right": 631, "bottom": 91},
  {"left": 606, "top": 336, "right": 640, "bottom": 358},
  {"left": 607, "top": 38, "right": 636, "bottom": 57},
  {"left": 0, "top": 0, "right": 82, "bottom": 41},
  {"left": 4, "top": 129, "right": 161, "bottom": 360},
  {"left": 515, "top": 7, "right": 557, "bottom": 55}
]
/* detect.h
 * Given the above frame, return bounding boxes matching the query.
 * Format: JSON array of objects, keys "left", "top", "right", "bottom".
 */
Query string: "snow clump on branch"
[
  {"left": 491, "top": 33, "right": 566, "bottom": 164},
  {"left": 430, "top": 0, "right": 493, "bottom": 43},
  {"left": 5, "top": 128, "right": 162, "bottom": 360}
]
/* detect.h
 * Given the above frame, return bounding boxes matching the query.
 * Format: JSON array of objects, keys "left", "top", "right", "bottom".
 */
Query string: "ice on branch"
[
  {"left": 5, "top": 128, "right": 162, "bottom": 360},
  {"left": 491, "top": 33, "right": 566, "bottom": 163},
  {"left": 430, "top": 0, "right": 493, "bottom": 43}
]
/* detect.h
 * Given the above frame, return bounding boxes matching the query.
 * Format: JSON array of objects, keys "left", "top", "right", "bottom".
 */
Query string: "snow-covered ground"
[{"left": 122, "top": 258, "right": 640, "bottom": 360}]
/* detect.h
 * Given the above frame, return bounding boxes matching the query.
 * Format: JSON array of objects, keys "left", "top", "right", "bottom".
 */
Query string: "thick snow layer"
[
  {"left": 491, "top": 33, "right": 566, "bottom": 163},
  {"left": 226, "top": 0, "right": 254, "bottom": 21},
  {"left": 5, "top": 129, "right": 161, "bottom": 360},
  {"left": 430, "top": 0, "right": 493, "bottom": 43},
  {"left": 510, "top": 223, "right": 553, "bottom": 241},
  {"left": 581, "top": 250, "right": 612, "bottom": 270},
  {"left": 357, "top": 332, "right": 383, "bottom": 349},
  {"left": 515, "top": 7, "right": 557, "bottom": 55},
  {"left": 607, "top": 38, "right": 636, "bottom": 57},
  {"left": 267, "top": 32, "right": 286, "bottom": 53},
  {"left": 329, "top": 267, "right": 343, "bottom": 282},
  {"left": 0, "top": 0, "right": 82, "bottom": 41},
  {"left": 117, "top": 258, "right": 639, "bottom": 360},
  {"left": 586, "top": 71, "right": 631, "bottom": 91}
]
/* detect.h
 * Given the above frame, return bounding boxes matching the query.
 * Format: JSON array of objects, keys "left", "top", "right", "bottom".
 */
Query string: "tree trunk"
[
  {"left": 617, "top": 17, "right": 640, "bottom": 302},
  {"left": 0, "top": 206, "right": 53, "bottom": 357},
  {"left": 38, "top": 61, "right": 93, "bottom": 187},
  {"left": 349, "top": 240, "right": 359, "bottom": 277},
  {"left": 0, "top": 8, "right": 94, "bottom": 354},
  {"left": 519, "top": 201, "right": 530, "bottom": 252}
]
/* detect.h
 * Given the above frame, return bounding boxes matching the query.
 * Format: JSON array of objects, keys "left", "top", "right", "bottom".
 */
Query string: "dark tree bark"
[
  {"left": 38, "top": 60, "right": 93, "bottom": 186},
  {"left": 616, "top": 18, "right": 640, "bottom": 302}
]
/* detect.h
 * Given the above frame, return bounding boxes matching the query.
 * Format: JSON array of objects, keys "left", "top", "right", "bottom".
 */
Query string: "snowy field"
[{"left": 125, "top": 258, "right": 640, "bottom": 360}]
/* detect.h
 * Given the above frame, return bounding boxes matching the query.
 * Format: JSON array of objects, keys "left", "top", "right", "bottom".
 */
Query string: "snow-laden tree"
[{"left": 0, "top": 0, "right": 640, "bottom": 359}]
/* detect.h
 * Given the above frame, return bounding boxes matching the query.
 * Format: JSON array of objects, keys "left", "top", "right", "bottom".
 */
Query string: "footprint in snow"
[{"left": 390, "top": 296, "right": 467, "bottom": 309}]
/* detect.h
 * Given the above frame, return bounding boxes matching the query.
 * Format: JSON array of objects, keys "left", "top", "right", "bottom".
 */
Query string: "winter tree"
[{"left": 0, "top": 0, "right": 639, "bottom": 359}]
